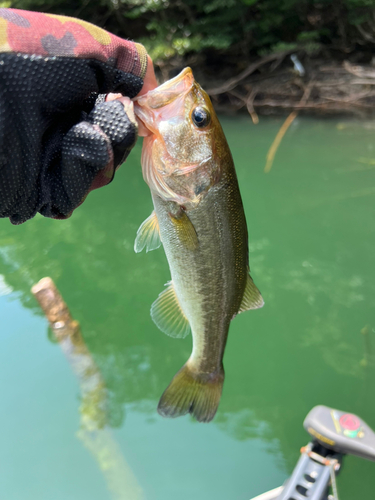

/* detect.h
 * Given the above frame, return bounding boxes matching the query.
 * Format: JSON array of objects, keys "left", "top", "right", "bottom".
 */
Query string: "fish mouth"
[
  {"left": 134, "top": 67, "right": 194, "bottom": 109},
  {"left": 133, "top": 67, "right": 195, "bottom": 137},
  {"left": 135, "top": 115, "right": 151, "bottom": 138}
]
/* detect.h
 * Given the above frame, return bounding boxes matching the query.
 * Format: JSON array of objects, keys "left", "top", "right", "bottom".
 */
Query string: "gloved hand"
[{"left": 0, "top": 8, "right": 157, "bottom": 224}]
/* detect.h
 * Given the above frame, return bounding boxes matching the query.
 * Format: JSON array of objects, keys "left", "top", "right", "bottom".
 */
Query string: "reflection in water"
[
  {"left": 360, "top": 325, "right": 375, "bottom": 369},
  {"left": 217, "top": 408, "right": 273, "bottom": 441},
  {"left": 0, "top": 116, "right": 374, "bottom": 498},
  {"left": 0, "top": 274, "right": 12, "bottom": 296},
  {"left": 281, "top": 258, "right": 372, "bottom": 378},
  {"left": 359, "top": 325, "right": 375, "bottom": 409},
  {"left": 32, "top": 278, "right": 144, "bottom": 500}
]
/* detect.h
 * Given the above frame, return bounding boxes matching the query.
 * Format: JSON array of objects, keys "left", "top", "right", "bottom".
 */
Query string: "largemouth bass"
[{"left": 133, "top": 68, "right": 263, "bottom": 423}]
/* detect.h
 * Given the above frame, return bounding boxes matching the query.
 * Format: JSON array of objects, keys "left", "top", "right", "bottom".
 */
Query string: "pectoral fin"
[
  {"left": 169, "top": 210, "right": 198, "bottom": 251},
  {"left": 151, "top": 281, "right": 191, "bottom": 339},
  {"left": 238, "top": 274, "right": 264, "bottom": 313},
  {"left": 134, "top": 211, "right": 161, "bottom": 253}
]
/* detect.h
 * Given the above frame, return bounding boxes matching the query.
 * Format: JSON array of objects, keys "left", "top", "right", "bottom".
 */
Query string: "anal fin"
[
  {"left": 134, "top": 211, "right": 161, "bottom": 253},
  {"left": 238, "top": 274, "right": 264, "bottom": 313},
  {"left": 151, "top": 281, "right": 190, "bottom": 339}
]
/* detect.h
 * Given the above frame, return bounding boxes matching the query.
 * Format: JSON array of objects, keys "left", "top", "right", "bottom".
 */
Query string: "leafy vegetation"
[{"left": 8, "top": 1, "right": 375, "bottom": 68}]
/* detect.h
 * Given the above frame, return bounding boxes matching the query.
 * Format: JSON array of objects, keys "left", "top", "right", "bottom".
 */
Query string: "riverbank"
[{"left": 172, "top": 54, "right": 375, "bottom": 120}]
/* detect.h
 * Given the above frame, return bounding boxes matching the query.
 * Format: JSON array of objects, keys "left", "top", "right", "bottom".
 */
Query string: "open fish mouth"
[
  {"left": 133, "top": 67, "right": 195, "bottom": 136},
  {"left": 134, "top": 67, "right": 194, "bottom": 109}
]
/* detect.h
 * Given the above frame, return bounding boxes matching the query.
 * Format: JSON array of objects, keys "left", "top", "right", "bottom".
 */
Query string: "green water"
[{"left": 1, "top": 116, "right": 375, "bottom": 500}]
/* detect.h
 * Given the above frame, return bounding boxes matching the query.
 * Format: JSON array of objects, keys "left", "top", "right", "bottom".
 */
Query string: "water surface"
[{"left": 1, "top": 116, "right": 375, "bottom": 499}]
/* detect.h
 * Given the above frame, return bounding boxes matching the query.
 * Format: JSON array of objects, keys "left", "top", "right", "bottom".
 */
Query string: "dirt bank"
[{"left": 188, "top": 54, "right": 375, "bottom": 120}]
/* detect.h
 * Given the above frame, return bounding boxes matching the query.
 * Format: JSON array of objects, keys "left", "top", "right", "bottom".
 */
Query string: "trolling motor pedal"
[
  {"left": 303, "top": 405, "right": 375, "bottom": 462},
  {"left": 275, "top": 405, "right": 375, "bottom": 500}
]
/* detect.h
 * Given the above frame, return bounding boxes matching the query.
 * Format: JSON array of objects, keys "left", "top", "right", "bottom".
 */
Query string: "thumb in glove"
[{"left": 48, "top": 97, "right": 138, "bottom": 219}]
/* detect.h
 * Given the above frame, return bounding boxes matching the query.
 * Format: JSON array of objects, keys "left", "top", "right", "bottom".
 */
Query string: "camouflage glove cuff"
[{"left": 0, "top": 8, "right": 148, "bottom": 81}]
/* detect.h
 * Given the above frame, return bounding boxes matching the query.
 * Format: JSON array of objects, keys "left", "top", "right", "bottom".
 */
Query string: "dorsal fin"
[
  {"left": 134, "top": 211, "right": 161, "bottom": 253},
  {"left": 238, "top": 274, "right": 264, "bottom": 313},
  {"left": 151, "top": 281, "right": 191, "bottom": 339}
]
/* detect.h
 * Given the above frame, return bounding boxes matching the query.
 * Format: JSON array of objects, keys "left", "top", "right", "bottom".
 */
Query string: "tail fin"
[{"left": 157, "top": 363, "right": 224, "bottom": 423}]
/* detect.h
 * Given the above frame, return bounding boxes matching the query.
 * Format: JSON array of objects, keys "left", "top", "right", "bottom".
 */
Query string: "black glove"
[
  {"left": 0, "top": 52, "right": 143, "bottom": 224},
  {"left": 0, "top": 7, "right": 154, "bottom": 224}
]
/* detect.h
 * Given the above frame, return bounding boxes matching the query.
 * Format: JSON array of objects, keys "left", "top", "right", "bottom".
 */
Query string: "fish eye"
[{"left": 191, "top": 106, "right": 211, "bottom": 128}]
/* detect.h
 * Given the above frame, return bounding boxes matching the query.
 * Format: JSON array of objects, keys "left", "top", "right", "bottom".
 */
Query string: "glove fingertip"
[{"left": 88, "top": 100, "right": 138, "bottom": 167}]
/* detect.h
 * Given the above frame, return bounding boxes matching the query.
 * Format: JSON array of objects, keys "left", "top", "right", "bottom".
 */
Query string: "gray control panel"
[{"left": 303, "top": 405, "right": 375, "bottom": 461}]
